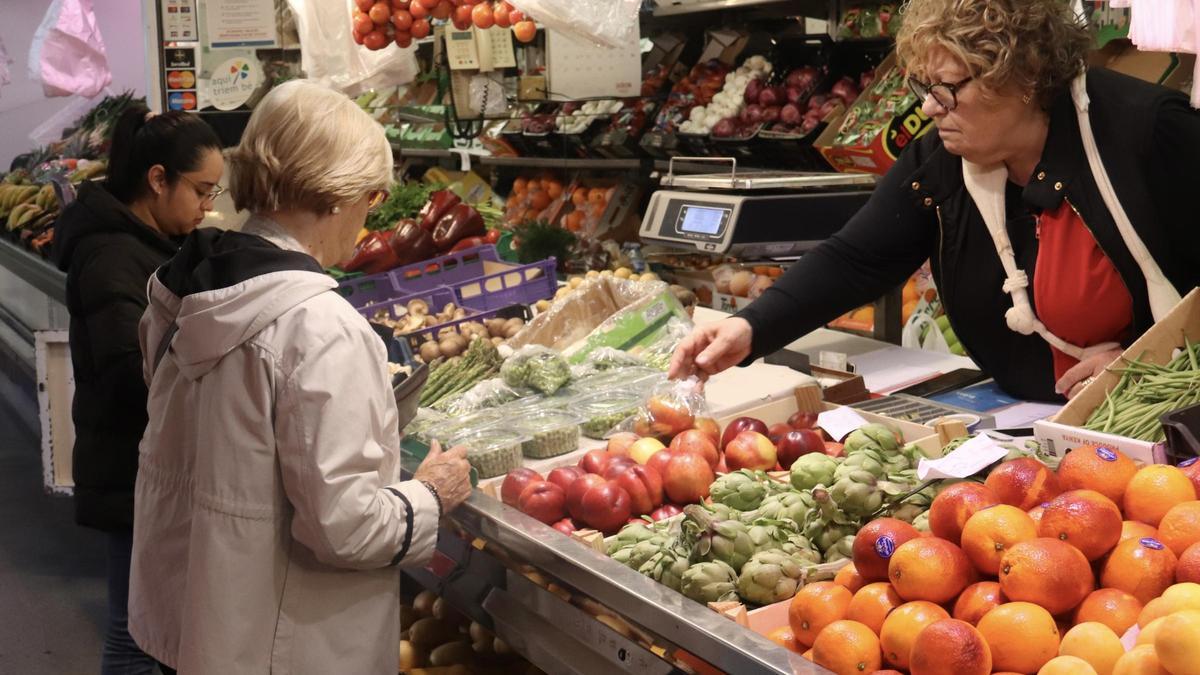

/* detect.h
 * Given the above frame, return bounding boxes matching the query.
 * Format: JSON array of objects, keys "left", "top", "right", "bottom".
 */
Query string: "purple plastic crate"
[
  {"left": 358, "top": 287, "right": 481, "bottom": 348},
  {"left": 389, "top": 245, "right": 557, "bottom": 312},
  {"left": 337, "top": 271, "right": 405, "bottom": 309},
  {"left": 387, "top": 245, "right": 500, "bottom": 292}
]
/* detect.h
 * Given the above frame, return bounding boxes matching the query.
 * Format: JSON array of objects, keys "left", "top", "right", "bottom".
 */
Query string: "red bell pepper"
[
  {"left": 484, "top": 229, "right": 502, "bottom": 244},
  {"left": 342, "top": 230, "right": 401, "bottom": 274},
  {"left": 447, "top": 236, "right": 487, "bottom": 253},
  {"left": 390, "top": 218, "right": 438, "bottom": 266},
  {"left": 418, "top": 190, "right": 462, "bottom": 231},
  {"left": 431, "top": 203, "right": 486, "bottom": 250}
]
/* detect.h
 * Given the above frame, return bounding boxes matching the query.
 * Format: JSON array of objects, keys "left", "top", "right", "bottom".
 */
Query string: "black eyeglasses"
[{"left": 908, "top": 75, "right": 974, "bottom": 112}]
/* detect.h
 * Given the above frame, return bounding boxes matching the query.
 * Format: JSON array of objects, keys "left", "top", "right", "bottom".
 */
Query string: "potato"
[
  {"left": 568, "top": 276, "right": 584, "bottom": 288},
  {"left": 418, "top": 341, "right": 441, "bottom": 363},
  {"left": 493, "top": 636, "right": 512, "bottom": 655},
  {"left": 413, "top": 590, "right": 437, "bottom": 618},
  {"left": 468, "top": 622, "right": 493, "bottom": 645},
  {"left": 491, "top": 336, "right": 504, "bottom": 346},
  {"left": 535, "top": 300, "right": 550, "bottom": 313},
  {"left": 439, "top": 337, "right": 464, "bottom": 358},
  {"left": 586, "top": 270, "right": 600, "bottom": 278},
  {"left": 432, "top": 597, "right": 466, "bottom": 626},
  {"left": 400, "top": 604, "right": 419, "bottom": 632},
  {"left": 639, "top": 272, "right": 659, "bottom": 282},
  {"left": 408, "top": 617, "right": 459, "bottom": 650},
  {"left": 503, "top": 318, "right": 524, "bottom": 338},
  {"left": 555, "top": 286, "right": 572, "bottom": 299},
  {"left": 599, "top": 270, "right": 613, "bottom": 277},
  {"left": 399, "top": 640, "right": 426, "bottom": 671},
  {"left": 614, "top": 267, "right": 633, "bottom": 279},
  {"left": 428, "top": 641, "right": 474, "bottom": 667}
]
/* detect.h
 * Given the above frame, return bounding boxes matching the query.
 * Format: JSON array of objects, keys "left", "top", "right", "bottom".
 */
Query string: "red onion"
[
  {"left": 712, "top": 118, "right": 737, "bottom": 138},
  {"left": 744, "top": 78, "right": 763, "bottom": 105},
  {"left": 758, "top": 86, "right": 781, "bottom": 108},
  {"left": 780, "top": 103, "right": 803, "bottom": 125},
  {"left": 830, "top": 77, "right": 861, "bottom": 105},
  {"left": 807, "top": 94, "right": 828, "bottom": 111},
  {"left": 785, "top": 66, "right": 820, "bottom": 92},
  {"left": 761, "top": 106, "right": 781, "bottom": 124},
  {"left": 818, "top": 99, "right": 841, "bottom": 118},
  {"left": 859, "top": 71, "right": 876, "bottom": 92},
  {"left": 742, "top": 103, "right": 764, "bottom": 124}
]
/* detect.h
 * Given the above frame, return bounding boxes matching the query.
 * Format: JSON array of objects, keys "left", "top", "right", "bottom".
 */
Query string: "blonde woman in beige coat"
[{"left": 128, "top": 80, "right": 471, "bottom": 674}]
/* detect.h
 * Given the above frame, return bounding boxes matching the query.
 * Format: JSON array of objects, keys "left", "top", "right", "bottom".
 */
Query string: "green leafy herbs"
[
  {"left": 365, "top": 182, "right": 444, "bottom": 232},
  {"left": 511, "top": 220, "right": 576, "bottom": 267}
]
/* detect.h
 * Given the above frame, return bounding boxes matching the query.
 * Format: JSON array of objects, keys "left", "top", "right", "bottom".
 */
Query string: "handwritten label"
[
  {"left": 817, "top": 407, "right": 870, "bottom": 442},
  {"left": 917, "top": 434, "right": 1010, "bottom": 480}
]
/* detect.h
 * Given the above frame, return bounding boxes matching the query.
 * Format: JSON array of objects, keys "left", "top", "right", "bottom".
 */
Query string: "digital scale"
[
  {"left": 639, "top": 158, "right": 877, "bottom": 258},
  {"left": 851, "top": 394, "right": 996, "bottom": 429}
]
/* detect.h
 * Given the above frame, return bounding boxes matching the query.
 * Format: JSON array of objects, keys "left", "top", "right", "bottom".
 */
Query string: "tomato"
[
  {"left": 418, "top": 0, "right": 440, "bottom": 9},
  {"left": 409, "top": 1, "right": 429, "bottom": 19},
  {"left": 411, "top": 18, "right": 431, "bottom": 39},
  {"left": 485, "top": 229, "right": 502, "bottom": 244},
  {"left": 512, "top": 19, "right": 536, "bottom": 43},
  {"left": 431, "top": 0, "right": 453, "bottom": 20},
  {"left": 508, "top": 7, "right": 525, "bottom": 23},
  {"left": 363, "top": 29, "right": 389, "bottom": 50},
  {"left": 394, "top": 31, "right": 413, "bottom": 48},
  {"left": 392, "top": 8, "right": 413, "bottom": 30},
  {"left": 353, "top": 12, "right": 374, "bottom": 34},
  {"left": 368, "top": 2, "right": 391, "bottom": 24},
  {"left": 352, "top": 29, "right": 366, "bottom": 45},
  {"left": 354, "top": 0, "right": 375, "bottom": 11},
  {"left": 453, "top": 4, "right": 473, "bottom": 27},
  {"left": 471, "top": 2, "right": 494, "bottom": 29},
  {"left": 493, "top": 2, "right": 511, "bottom": 27}
]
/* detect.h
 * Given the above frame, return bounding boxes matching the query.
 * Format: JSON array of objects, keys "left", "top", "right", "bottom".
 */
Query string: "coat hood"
[
  {"left": 146, "top": 228, "right": 335, "bottom": 380},
  {"left": 53, "top": 181, "right": 177, "bottom": 271}
]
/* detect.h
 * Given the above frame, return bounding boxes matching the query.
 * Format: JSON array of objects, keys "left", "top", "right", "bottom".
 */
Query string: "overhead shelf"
[
  {"left": 651, "top": 0, "right": 829, "bottom": 17},
  {"left": 0, "top": 238, "right": 65, "bottom": 304},
  {"left": 394, "top": 147, "right": 644, "bottom": 171}
]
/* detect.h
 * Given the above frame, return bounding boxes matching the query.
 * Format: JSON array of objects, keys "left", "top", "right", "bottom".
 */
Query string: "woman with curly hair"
[{"left": 672, "top": 0, "right": 1200, "bottom": 402}]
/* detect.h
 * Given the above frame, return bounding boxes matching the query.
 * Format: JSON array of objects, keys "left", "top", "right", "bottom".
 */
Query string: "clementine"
[
  {"left": 1073, "top": 588, "right": 1143, "bottom": 636},
  {"left": 1123, "top": 465, "right": 1197, "bottom": 527},
  {"left": 1037, "top": 490, "right": 1124, "bottom": 561},
  {"left": 879, "top": 601, "right": 950, "bottom": 670},
  {"left": 1039, "top": 655, "right": 1099, "bottom": 675},
  {"left": 1178, "top": 541, "right": 1200, "bottom": 584},
  {"left": 985, "top": 458, "right": 1062, "bottom": 510},
  {"left": 1059, "top": 621, "right": 1124, "bottom": 675},
  {"left": 1155, "top": 500, "right": 1200, "bottom": 557},
  {"left": 888, "top": 538, "right": 974, "bottom": 604},
  {"left": 1029, "top": 503, "right": 1049, "bottom": 529},
  {"left": 853, "top": 518, "right": 922, "bottom": 582},
  {"left": 961, "top": 504, "right": 1038, "bottom": 575},
  {"left": 789, "top": 581, "right": 852, "bottom": 648},
  {"left": 1179, "top": 457, "right": 1200, "bottom": 495},
  {"left": 1110, "top": 644, "right": 1169, "bottom": 675},
  {"left": 928, "top": 483, "right": 999, "bottom": 544},
  {"left": 953, "top": 581, "right": 1006, "bottom": 626},
  {"left": 1121, "top": 520, "right": 1159, "bottom": 543},
  {"left": 976, "top": 602, "right": 1061, "bottom": 674},
  {"left": 908, "top": 618, "right": 991, "bottom": 675},
  {"left": 999, "top": 538, "right": 1095, "bottom": 615},
  {"left": 1100, "top": 536, "right": 1179, "bottom": 604},
  {"left": 811, "top": 620, "right": 882, "bottom": 675},
  {"left": 766, "top": 625, "right": 802, "bottom": 653},
  {"left": 846, "top": 582, "right": 903, "bottom": 635},
  {"left": 1056, "top": 444, "right": 1138, "bottom": 504},
  {"left": 833, "top": 561, "right": 866, "bottom": 593}
]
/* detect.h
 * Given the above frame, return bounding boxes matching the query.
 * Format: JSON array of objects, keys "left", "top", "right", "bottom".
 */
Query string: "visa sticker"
[
  {"left": 1096, "top": 447, "right": 1118, "bottom": 462},
  {"left": 875, "top": 535, "right": 897, "bottom": 559},
  {"left": 1141, "top": 537, "right": 1165, "bottom": 550}
]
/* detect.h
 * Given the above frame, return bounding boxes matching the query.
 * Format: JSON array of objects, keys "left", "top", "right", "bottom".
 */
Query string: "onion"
[
  {"left": 786, "top": 86, "right": 806, "bottom": 106},
  {"left": 742, "top": 103, "right": 764, "bottom": 124},
  {"left": 761, "top": 106, "right": 781, "bottom": 123},
  {"left": 860, "top": 71, "right": 876, "bottom": 91},
  {"left": 780, "top": 103, "right": 803, "bottom": 125},
  {"left": 729, "top": 270, "right": 755, "bottom": 297},
  {"left": 830, "top": 76, "right": 861, "bottom": 105},
  {"left": 758, "top": 86, "right": 781, "bottom": 108},
  {"left": 744, "top": 79, "right": 763, "bottom": 104},
  {"left": 807, "top": 94, "right": 828, "bottom": 111},
  {"left": 818, "top": 98, "right": 841, "bottom": 118},
  {"left": 785, "top": 66, "right": 820, "bottom": 93},
  {"left": 712, "top": 118, "right": 737, "bottom": 138}
]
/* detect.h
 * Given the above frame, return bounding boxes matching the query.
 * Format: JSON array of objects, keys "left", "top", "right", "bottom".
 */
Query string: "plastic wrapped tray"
[
  {"left": 576, "top": 390, "right": 645, "bottom": 440},
  {"left": 514, "top": 410, "right": 582, "bottom": 459},
  {"left": 451, "top": 427, "right": 528, "bottom": 479}
]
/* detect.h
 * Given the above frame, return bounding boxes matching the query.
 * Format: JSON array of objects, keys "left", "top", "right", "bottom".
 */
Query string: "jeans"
[{"left": 102, "top": 530, "right": 158, "bottom": 675}]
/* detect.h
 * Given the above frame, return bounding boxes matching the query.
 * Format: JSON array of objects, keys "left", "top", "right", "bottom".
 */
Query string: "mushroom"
[
  {"left": 406, "top": 299, "right": 429, "bottom": 316},
  {"left": 452, "top": 307, "right": 468, "bottom": 320}
]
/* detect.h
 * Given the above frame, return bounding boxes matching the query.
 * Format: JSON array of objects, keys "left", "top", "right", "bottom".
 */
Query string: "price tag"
[
  {"left": 916, "top": 435, "right": 1009, "bottom": 480},
  {"left": 817, "top": 407, "right": 870, "bottom": 442}
]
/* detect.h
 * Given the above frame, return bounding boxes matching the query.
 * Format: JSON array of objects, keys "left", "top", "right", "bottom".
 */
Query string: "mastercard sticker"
[{"left": 167, "top": 91, "right": 197, "bottom": 111}]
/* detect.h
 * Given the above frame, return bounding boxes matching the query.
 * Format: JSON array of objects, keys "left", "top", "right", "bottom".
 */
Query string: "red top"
[{"left": 1033, "top": 201, "right": 1133, "bottom": 380}]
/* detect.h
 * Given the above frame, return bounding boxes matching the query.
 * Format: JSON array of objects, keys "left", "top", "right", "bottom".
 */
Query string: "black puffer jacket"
[
  {"left": 53, "top": 182, "right": 179, "bottom": 531},
  {"left": 738, "top": 68, "right": 1200, "bottom": 401}
]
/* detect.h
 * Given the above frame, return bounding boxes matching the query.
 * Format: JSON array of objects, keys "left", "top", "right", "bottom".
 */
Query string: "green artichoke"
[
  {"left": 833, "top": 449, "right": 887, "bottom": 480},
  {"left": 606, "top": 521, "right": 659, "bottom": 555},
  {"left": 611, "top": 535, "right": 669, "bottom": 570},
  {"left": 844, "top": 423, "right": 900, "bottom": 456},
  {"left": 680, "top": 560, "right": 739, "bottom": 604},
  {"left": 790, "top": 454, "right": 840, "bottom": 492},
  {"left": 710, "top": 470, "right": 770, "bottom": 512},
  {"left": 684, "top": 504, "right": 756, "bottom": 573},
  {"left": 887, "top": 502, "right": 927, "bottom": 524},
  {"left": 746, "top": 490, "right": 815, "bottom": 526},
  {"left": 829, "top": 470, "right": 885, "bottom": 518},
  {"left": 703, "top": 501, "right": 739, "bottom": 522},
  {"left": 821, "top": 535, "right": 856, "bottom": 563},
  {"left": 638, "top": 546, "right": 691, "bottom": 592},
  {"left": 912, "top": 511, "right": 931, "bottom": 533},
  {"left": 736, "top": 550, "right": 811, "bottom": 605}
]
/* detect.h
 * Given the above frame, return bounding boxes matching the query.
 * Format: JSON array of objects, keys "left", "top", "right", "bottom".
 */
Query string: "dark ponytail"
[{"left": 105, "top": 105, "right": 222, "bottom": 204}]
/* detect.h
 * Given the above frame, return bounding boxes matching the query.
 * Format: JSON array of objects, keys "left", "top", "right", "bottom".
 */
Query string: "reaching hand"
[
  {"left": 668, "top": 317, "right": 753, "bottom": 382},
  {"left": 1056, "top": 348, "right": 1122, "bottom": 400},
  {"left": 413, "top": 440, "right": 472, "bottom": 513}
]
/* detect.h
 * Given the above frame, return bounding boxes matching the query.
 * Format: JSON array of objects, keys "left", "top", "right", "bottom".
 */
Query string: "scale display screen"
[{"left": 678, "top": 205, "right": 729, "bottom": 236}]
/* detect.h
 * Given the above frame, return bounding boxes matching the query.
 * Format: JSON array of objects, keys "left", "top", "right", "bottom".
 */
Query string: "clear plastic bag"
[
  {"left": 29, "top": 0, "right": 112, "bottom": 98},
  {"left": 569, "top": 347, "right": 647, "bottom": 379},
  {"left": 507, "top": 276, "right": 660, "bottom": 352},
  {"left": 285, "top": 0, "right": 418, "bottom": 95},
  {"left": 500, "top": 345, "right": 572, "bottom": 395},
  {"left": 509, "top": 0, "right": 641, "bottom": 49},
  {"left": 434, "top": 377, "right": 533, "bottom": 416},
  {"left": 611, "top": 376, "right": 710, "bottom": 441}
]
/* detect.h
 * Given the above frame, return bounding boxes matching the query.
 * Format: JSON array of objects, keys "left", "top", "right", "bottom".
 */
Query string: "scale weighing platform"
[
  {"left": 851, "top": 394, "right": 996, "bottom": 429},
  {"left": 639, "top": 158, "right": 877, "bottom": 258}
]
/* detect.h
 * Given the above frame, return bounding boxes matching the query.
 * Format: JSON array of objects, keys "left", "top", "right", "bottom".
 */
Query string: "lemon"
[
  {"left": 1136, "top": 616, "right": 1167, "bottom": 646},
  {"left": 1154, "top": 609, "right": 1200, "bottom": 675},
  {"left": 1039, "top": 655, "right": 1098, "bottom": 675},
  {"left": 1139, "top": 597, "right": 1172, "bottom": 627},
  {"left": 1060, "top": 622, "right": 1123, "bottom": 675},
  {"left": 1111, "top": 645, "right": 1169, "bottom": 675}
]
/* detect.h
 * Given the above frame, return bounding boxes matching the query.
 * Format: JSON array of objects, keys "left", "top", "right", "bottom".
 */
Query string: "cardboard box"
[
  {"left": 1093, "top": 40, "right": 1196, "bottom": 94},
  {"left": 1035, "top": 288, "right": 1200, "bottom": 466},
  {"left": 815, "top": 51, "right": 936, "bottom": 175}
]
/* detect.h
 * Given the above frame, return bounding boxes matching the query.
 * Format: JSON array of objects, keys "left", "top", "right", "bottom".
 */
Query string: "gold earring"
[
  {"left": 331, "top": 206, "right": 341, "bottom": 214},
  {"left": 1022, "top": 93, "right": 1032, "bottom": 105}
]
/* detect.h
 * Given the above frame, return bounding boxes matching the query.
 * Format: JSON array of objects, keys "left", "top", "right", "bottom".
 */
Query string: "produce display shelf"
[
  {"left": 437, "top": 492, "right": 811, "bottom": 675},
  {"left": 479, "top": 156, "right": 643, "bottom": 170},
  {"left": 0, "top": 237, "right": 65, "bottom": 304},
  {"left": 652, "top": 0, "right": 827, "bottom": 18}
]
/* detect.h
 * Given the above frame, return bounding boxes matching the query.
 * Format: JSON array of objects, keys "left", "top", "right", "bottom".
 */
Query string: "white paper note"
[
  {"left": 817, "top": 407, "right": 870, "bottom": 442},
  {"left": 917, "top": 434, "right": 1010, "bottom": 480}
]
